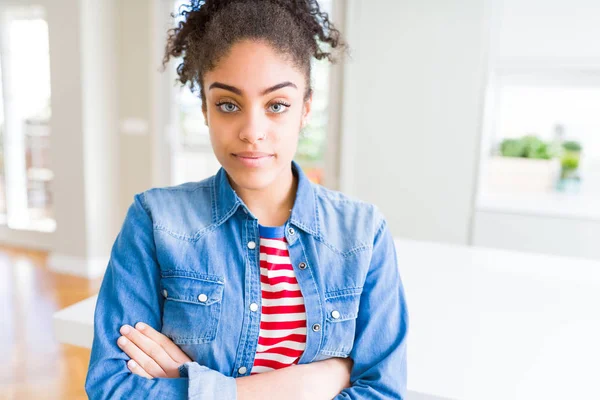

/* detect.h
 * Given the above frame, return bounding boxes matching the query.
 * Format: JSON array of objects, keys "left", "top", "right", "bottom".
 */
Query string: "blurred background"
[{"left": 1, "top": 0, "right": 599, "bottom": 399}]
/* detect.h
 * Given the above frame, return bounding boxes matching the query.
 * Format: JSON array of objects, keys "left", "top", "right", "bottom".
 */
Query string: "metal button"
[
  {"left": 247, "top": 241, "right": 256, "bottom": 250},
  {"left": 298, "top": 262, "right": 307, "bottom": 270},
  {"left": 238, "top": 366, "right": 247, "bottom": 374},
  {"left": 162, "top": 289, "right": 168, "bottom": 298},
  {"left": 288, "top": 227, "right": 295, "bottom": 236},
  {"left": 198, "top": 293, "right": 208, "bottom": 303},
  {"left": 312, "top": 323, "right": 321, "bottom": 332},
  {"left": 331, "top": 310, "right": 341, "bottom": 319},
  {"left": 250, "top": 303, "right": 259, "bottom": 312}
]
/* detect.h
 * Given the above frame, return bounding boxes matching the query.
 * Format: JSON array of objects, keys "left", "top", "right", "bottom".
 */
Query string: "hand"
[{"left": 117, "top": 322, "right": 192, "bottom": 379}]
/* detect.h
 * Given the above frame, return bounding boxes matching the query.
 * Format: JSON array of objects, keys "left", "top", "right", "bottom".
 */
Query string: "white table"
[
  {"left": 54, "top": 239, "right": 600, "bottom": 400},
  {"left": 53, "top": 294, "right": 97, "bottom": 348},
  {"left": 398, "top": 239, "right": 600, "bottom": 400}
]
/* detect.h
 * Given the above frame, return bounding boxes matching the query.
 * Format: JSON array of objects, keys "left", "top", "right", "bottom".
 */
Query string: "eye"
[
  {"left": 268, "top": 102, "right": 291, "bottom": 114},
  {"left": 216, "top": 102, "right": 239, "bottom": 113}
]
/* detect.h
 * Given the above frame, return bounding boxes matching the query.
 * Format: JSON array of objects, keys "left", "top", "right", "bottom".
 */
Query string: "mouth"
[{"left": 232, "top": 152, "right": 274, "bottom": 167}]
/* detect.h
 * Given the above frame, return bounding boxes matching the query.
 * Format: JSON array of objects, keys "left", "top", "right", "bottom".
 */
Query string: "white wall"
[
  {"left": 118, "top": 0, "right": 155, "bottom": 221},
  {"left": 339, "top": 0, "right": 492, "bottom": 244},
  {"left": 496, "top": 0, "right": 600, "bottom": 66},
  {"left": 80, "top": 0, "right": 119, "bottom": 260},
  {"left": 46, "top": 0, "right": 89, "bottom": 259},
  {"left": 47, "top": 0, "right": 121, "bottom": 276}
]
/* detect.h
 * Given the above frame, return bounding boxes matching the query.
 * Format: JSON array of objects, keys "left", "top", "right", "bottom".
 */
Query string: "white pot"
[{"left": 483, "top": 156, "right": 561, "bottom": 193}]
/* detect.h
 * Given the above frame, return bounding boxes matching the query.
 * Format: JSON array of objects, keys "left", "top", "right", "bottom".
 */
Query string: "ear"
[{"left": 301, "top": 89, "right": 313, "bottom": 128}]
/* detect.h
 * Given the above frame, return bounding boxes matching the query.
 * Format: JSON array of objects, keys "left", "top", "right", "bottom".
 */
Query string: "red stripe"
[
  {"left": 260, "top": 319, "right": 306, "bottom": 330},
  {"left": 253, "top": 234, "right": 306, "bottom": 374},
  {"left": 260, "top": 260, "right": 293, "bottom": 271},
  {"left": 258, "top": 333, "right": 306, "bottom": 346},
  {"left": 256, "top": 346, "right": 305, "bottom": 358},
  {"left": 252, "top": 358, "right": 299, "bottom": 370},
  {"left": 260, "top": 246, "right": 289, "bottom": 257},
  {"left": 260, "top": 274, "right": 298, "bottom": 285},
  {"left": 261, "top": 290, "right": 303, "bottom": 299},
  {"left": 261, "top": 304, "right": 306, "bottom": 314}
]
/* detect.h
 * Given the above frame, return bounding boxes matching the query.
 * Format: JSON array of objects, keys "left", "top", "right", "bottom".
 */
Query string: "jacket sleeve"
[
  {"left": 85, "top": 192, "right": 237, "bottom": 400},
  {"left": 334, "top": 215, "right": 409, "bottom": 399}
]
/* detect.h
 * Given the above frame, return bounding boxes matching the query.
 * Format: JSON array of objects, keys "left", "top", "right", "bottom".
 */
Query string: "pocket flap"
[
  {"left": 161, "top": 275, "right": 224, "bottom": 306},
  {"left": 324, "top": 293, "right": 360, "bottom": 322}
]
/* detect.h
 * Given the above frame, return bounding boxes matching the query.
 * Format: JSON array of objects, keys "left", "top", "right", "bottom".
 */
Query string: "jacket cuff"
[{"left": 179, "top": 362, "right": 237, "bottom": 400}]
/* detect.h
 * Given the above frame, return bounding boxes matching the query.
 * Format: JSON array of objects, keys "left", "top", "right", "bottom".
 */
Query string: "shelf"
[{"left": 477, "top": 191, "right": 600, "bottom": 221}]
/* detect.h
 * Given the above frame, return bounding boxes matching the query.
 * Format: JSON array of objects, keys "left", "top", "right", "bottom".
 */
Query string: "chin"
[{"left": 226, "top": 166, "right": 277, "bottom": 191}]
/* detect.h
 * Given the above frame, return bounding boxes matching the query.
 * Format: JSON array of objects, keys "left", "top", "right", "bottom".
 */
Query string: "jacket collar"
[{"left": 212, "top": 160, "right": 319, "bottom": 236}]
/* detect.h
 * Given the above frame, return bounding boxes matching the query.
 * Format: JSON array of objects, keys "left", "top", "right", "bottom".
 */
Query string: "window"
[
  {"left": 0, "top": 49, "right": 6, "bottom": 220},
  {"left": 294, "top": 0, "right": 334, "bottom": 186},
  {"left": 171, "top": 0, "right": 209, "bottom": 149},
  {"left": 0, "top": 5, "right": 54, "bottom": 232},
  {"left": 484, "top": 72, "right": 600, "bottom": 196}
]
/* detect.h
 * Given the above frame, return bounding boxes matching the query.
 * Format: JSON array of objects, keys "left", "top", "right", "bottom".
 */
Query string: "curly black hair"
[{"left": 162, "top": 0, "right": 345, "bottom": 106}]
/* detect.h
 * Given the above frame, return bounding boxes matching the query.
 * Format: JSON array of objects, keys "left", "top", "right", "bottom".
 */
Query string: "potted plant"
[
  {"left": 556, "top": 141, "right": 582, "bottom": 193},
  {"left": 484, "top": 135, "right": 561, "bottom": 193}
]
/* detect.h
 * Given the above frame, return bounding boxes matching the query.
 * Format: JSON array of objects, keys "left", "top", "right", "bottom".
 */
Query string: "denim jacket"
[{"left": 85, "top": 160, "right": 409, "bottom": 399}]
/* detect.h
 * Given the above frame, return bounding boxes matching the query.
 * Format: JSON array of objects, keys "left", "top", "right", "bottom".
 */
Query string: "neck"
[{"left": 230, "top": 166, "right": 298, "bottom": 227}]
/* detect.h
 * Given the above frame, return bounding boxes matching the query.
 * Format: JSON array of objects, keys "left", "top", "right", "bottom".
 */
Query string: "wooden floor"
[{"left": 0, "top": 246, "right": 102, "bottom": 400}]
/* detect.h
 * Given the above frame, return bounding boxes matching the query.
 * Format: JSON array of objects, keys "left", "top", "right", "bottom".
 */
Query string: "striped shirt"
[{"left": 250, "top": 224, "right": 307, "bottom": 374}]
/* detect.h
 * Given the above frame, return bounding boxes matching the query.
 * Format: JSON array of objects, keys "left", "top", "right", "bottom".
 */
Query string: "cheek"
[
  {"left": 208, "top": 115, "right": 237, "bottom": 140},
  {"left": 275, "top": 107, "right": 304, "bottom": 134},
  {"left": 271, "top": 117, "right": 300, "bottom": 145},
  {"left": 207, "top": 123, "right": 231, "bottom": 155}
]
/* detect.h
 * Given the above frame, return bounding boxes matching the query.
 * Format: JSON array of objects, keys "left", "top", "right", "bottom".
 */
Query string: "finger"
[
  {"left": 117, "top": 335, "right": 167, "bottom": 378},
  {"left": 135, "top": 322, "right": 192, "bottom": 364},
  {"left": 120, "top": 325, "right": 179, "bottom": 372},
  {"left": 127, "top": 359, "right": 153, "bottom": 380}
]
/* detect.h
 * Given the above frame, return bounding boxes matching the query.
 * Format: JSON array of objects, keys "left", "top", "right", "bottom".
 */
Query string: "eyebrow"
[{"left": 208, "top": 81, "right": 297, "bottom": 96}]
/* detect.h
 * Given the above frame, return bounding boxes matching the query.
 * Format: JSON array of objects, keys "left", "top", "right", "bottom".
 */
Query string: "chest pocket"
[
  {"left": 320, "top": 288, "right": 362, "bottom": 357},
  {"left": 160, "top": 273, "right": 225, "bottom": 345}
]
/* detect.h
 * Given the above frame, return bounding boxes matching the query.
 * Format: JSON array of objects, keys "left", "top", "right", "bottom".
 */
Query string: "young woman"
[{"left": 85, "top": 1, "right": 409, "bottom": 399}]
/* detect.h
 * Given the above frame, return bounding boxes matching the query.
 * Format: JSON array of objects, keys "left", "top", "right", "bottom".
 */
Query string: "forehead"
[{"left": 204, "top": 40, "right": 307, "bottom": 95}]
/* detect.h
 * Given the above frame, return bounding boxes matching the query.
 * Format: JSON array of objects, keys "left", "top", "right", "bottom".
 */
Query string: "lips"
[
  {"left": 232, "top": 152, "right": 274, "bottom": 168},
  {"left": 233, "top": 152, "right": 273, "bottom": 158}
]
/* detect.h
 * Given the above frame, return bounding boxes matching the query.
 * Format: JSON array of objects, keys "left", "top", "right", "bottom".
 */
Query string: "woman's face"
[{"left": 202, "top": 40, "right": 312, "bottom": 192}]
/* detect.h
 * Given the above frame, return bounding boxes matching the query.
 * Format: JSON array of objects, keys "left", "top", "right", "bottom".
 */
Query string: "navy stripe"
[{"left": 259, "top": 224, "right": 285, "bottom": 239}]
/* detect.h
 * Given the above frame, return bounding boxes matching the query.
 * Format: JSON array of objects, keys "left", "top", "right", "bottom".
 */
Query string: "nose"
[{"left": 238, "top": 107, "right": 267, "bottom": 144}]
